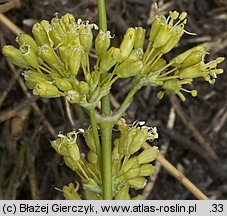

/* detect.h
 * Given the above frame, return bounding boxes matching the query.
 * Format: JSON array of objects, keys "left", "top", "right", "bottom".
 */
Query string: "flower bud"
[
  {"left": 52, "top": 131, "right": 80, "bottom": 163},
  {"left": 83, "top": 129, "right": 96, "bottom": 153},
  {"left": 115, "top": 59, "right": 143, "bottom": 78},
  {"left": 178, "top": 65, "right": 202, "bottom": 79},
  {"left": 63, "top": 182, "right": 81, "bottom": 200},
  {"left": 124, "top": 167, "right": 140, "bottom": 179},
  {"left": 95, "top": 30, "right": 111, "bottom": 59},
  {"left": 60, "top": 13, "right": 75, "bottom": 31},
  {"left": 139, "top": 164, "right": 155, "bottom": 176},
  {"left": 54, "top": 79, "right": 72, "bottom": 91},
  {"left": 64, "top": 156, "right": 77, "bottom": 171},
  {"left": 58, "top": 45, "right": 74, "bottom": 68},
  {"left": 78, "top": 81, "right": 90, "bottom": 95},
  {"left": 170, "top": 46, "right": 205, "bottom": 67},
  {"left": 2, "top": 45, "right": 29, "bottom": 68},
  {"left": 23, "top": 70, "right": 51, "bottom": 89},
  {"left": 114, "top": 186, "right": 131, "bottom": 200},
  {"left": 160, "top": 26, "right": 184, "bottom": 54},
  {"left": 149, "top": 16, "right": 164, "bottom": 42},
  {"left": 68, "top": 47, "right": 82, "bottom": 76},
  {"left": 40, "top": 20, "right": 53, "bottom": 41},
  {"left": 39, "top": 44, "right": 64, "bottom": 73},
  {"left": 150, "top": 11, "right": 187, "bottom": 51},
  {"left": 179, "top": 50, "right": 205, "bottom": 69},
  {"left": 162, "top": 79, "right": 181, "bottom": 94},
  {"left": 127, "top": 48, "right": 143, "bottom": 61},
  {"left": 129, "top": 128, "right": 149, "bottom": 155},
  {"left": 32, "top": 22, "right": 51, "bottom": 46},
  {"left": 121, "top": 157, "right": 139, "bottom": 173},
  {"left": 118, "top": 127, "right": 137, "bottom": 155},
  {"left": 51, "top": 138, "right": 68, "bottom": 157},
  {"left": 66, "top": 90, "right": 80, "bottom": 104},
  {"left": 67, "top": 142, "right": 80, "bottom": 163},
  {"left": 153, "top": 25, "right": 172, "bottom": 48},
  {"left": 134, "top": 27, "right": 145, "bottom": 49},
  {"left": 100, "top": 47, "right": 120, "bottom": 72},
  {"left": 34, "top": 82, "right": 61, "bottom": 98},
  {"left": 119, "top": 28, "right": 136, "bottom": 62},
  {"left": 16, "top": 33, "right": 38, "bottom": 53},
  {"left": 20, "top": 44, "right": 39, "bottom": 69},
  {"left": 49, "top": 23, "right": 63, "bottom": 46},
  {"left": 137, "top": 147, "right": 159, "bottom": 164},
  {"left": 184, "top": 57, "right": 225, "bottom": 84},
  {"left": 87, "top": 150, "right": 98, "bottom": 164},
  {"left": 79, "top": 26, "right": 93, "bottom": 53},
  {"left": 128, "top": 177, "right": 147, "bottom": 189}
]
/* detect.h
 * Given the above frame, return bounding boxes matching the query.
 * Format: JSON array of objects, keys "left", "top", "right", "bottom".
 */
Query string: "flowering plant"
[{"left": 2, "top": 4, "right": 224, "bottom": 200}]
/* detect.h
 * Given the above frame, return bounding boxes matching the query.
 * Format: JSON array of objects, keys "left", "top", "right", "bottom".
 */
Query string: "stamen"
[
  {"left": 169, "top": 11, "right": 179, "bottom": 20},
  {"left": 179, "top": 12, "right": 187, "bottom": 20},
  {"left": 176, "top": 92, "right": 186, "bottom": 101},
  {"left": 184, "top": 29, "right": 197, "bottom": 36}
]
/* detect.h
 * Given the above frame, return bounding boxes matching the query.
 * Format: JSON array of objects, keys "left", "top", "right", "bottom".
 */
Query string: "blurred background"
[{"left": 0, "top": 0, "right": 227, "bottom": 199}]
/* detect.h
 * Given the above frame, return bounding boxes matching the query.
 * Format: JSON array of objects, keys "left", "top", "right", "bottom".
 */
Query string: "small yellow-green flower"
[
  {"left": 95, "top": 30, "right": 112, "bottom": 59},
  {"left": 2, "top": 45, "right": 29, "bottom": 68},
  {"left": 34, "top": 82, "right": 61, "bottom": 98},
  {"left": 63, "top": 182, "right": 81, "bottom": 200},
  {"left": 119, "top": 27, "right": 136, "bottom": 62},
  {"left": 150, "top": 11, "right": 187, "bottom": 53}
]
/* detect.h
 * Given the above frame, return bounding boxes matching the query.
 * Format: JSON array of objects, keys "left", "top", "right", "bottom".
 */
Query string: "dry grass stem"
[{"left": 0, "top": 13, "right": 24, "bottom": 34}]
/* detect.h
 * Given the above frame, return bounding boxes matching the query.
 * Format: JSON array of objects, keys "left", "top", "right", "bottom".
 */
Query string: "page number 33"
[{"left": 210, "top": 204, "right": 223, "bottom": 213}]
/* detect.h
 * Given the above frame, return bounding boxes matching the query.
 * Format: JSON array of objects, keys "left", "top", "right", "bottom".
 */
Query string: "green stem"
[
  {"left": 97, "top": 0, "right": 112, "bottom": 199},
  {"left": 89, "top": 109, "right": 102, "bottom": 168},
  {"left": 100, "top": 118, "right": 112, "bottom": 199},
  {"left": 95, "top": 79, "right": 143, "bottom": 126},
  {"left": 97, "top": 0, "right": 107, "bottom": 32},
  {"left": 116, "top": 79, "right": 142, "bottom": 121},
  {"left": 97, "top": 80, "right": 142, "bottom": 198}
]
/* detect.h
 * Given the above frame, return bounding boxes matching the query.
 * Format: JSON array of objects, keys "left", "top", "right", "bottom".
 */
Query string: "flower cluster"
[
  {"left": 2, "top": 11, "right": 224, "bottom": 200},
  {"left": 102, "top": 11, "right": 224, "bottom": 101},
  {"left": 51, "top": 130, "right": 102, "bottom": 200},
  {"left": 112, "top": 119, "right": 158, "bottom": 199},
  {"left": 50, "top": 119, "right": 158, "bottom": 200},
  {"left": 2, "top": 13, "right": 113, "bottom": 109},
  {"left": 3, "top": 11, "right": 224, "bottom": 103},
  {"left": 156, "top": 46, "right": 224, "bottom": 101}
]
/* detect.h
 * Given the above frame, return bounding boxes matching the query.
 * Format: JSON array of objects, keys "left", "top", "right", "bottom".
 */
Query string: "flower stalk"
[{"left": 97, "top": 0, "right": 113, "bottom": 200}]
